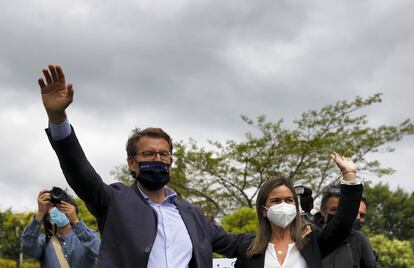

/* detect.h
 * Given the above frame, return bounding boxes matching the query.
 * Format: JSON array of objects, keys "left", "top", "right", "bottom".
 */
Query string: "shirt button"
[{"left": 144, "top": 247, "right": 151, "bottom": 253}]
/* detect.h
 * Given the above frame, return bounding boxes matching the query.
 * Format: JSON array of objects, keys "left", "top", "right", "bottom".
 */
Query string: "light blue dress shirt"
[
  {"left": 138, "top": 187, "right": 193, "bottom": 268},
  {"left": 48, "top": 119, "right": 194, "bottom": 268}
]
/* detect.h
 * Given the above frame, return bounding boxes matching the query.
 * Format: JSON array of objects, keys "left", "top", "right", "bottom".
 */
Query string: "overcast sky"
[{"left": 1, "top": 0, "right": 413, "bottom": 212}]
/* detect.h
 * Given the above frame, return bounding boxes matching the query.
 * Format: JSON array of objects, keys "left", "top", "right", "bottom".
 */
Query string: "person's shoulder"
[
  {"left": 352, "top": 230, "right": 370, "bottom": 242},
  {"left": 176, "top": 198, "right": 199, "bottom": 209},
  {"left": 109, "top": 182, "right": 132, "bottom": 190}
]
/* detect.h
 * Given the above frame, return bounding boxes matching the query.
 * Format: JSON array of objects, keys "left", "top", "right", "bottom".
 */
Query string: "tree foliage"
[
  {"left": 363, "top": 183, "right": 414, "bottom": 242},
  {"left": 221, "top": 207, "right": 257, "bottom": 234},
  {"left": 369, "top": 234, "right": 414, "bottom": 268},
  {"left": 0, "top": 210, "right": 34, "bottom": 263},
  {"left": 76, "top": 198, "right": 99, "bottom": 232},
  {"left": 112, "top": 94, "right": 414, "bottom": 216}
]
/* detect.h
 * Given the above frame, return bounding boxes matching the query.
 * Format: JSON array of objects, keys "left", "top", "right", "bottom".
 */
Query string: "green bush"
[
  {"left": 369, "top": 234, "right": 414, "bottom": 268},
  {"left": 0, "top": 258, "right": 39, "bottom": 268},
  {"left": 221, "top": 207, "right": 257, "bottom": 234},
  {"left": 0, "top": 259, "right": 14, "bottom": 268}
]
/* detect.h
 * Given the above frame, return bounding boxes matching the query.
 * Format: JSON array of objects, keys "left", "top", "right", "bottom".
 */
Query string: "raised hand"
[
  {"left": 331, "top": 152, "right": 357, "bottom": 182},
  {"left": 35, "top": 190, "right": 53, "bottom": 221},
  {"left": 56, "top": 201, "right": 79, "bottom": 224},
  {"left": 38, "top": 65, "right": 74, "bottom": 123}
]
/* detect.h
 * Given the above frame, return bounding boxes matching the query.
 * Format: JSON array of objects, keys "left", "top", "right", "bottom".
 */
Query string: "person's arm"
[
  {"left": 317, "top": 152, "right": 363, "bottom": 258},
  {"left": 38, "top": 65, "right": 112, "bottom": 218},
  {"left": 56, "top": 201, "right": 101, "bottom": 257},
  {"left": 21, "top": 190, "right": 53, "bottom": 259},
  {"left": 21, "top": 218, "right": 46, "bottom": 260},
  {"left": 71, "top": 220, "right": 101, "bottom": 258}
]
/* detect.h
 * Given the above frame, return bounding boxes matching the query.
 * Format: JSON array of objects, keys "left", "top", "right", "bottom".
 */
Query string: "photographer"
[{"left": 21, "top": 188, "right": 100, "bottom": 268}]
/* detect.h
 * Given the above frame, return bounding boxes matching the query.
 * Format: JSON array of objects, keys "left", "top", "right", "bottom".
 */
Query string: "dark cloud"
[{"left": 1, "top": 0, "right": 413, "bottom": 211}]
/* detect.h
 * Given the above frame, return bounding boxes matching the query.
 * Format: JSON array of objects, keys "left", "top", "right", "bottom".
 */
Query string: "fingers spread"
[
  {"left": 38, "top": 78, "right": 46, "bottom": 89},
  {"left": 56, "top": 65, "right": 66, "bottom": 83},
  {"left": 49, "top": 65, "right": 58, "bottom": 82},
  {"left": 42, "top": 69, "right": 53, "bottom": 84}
]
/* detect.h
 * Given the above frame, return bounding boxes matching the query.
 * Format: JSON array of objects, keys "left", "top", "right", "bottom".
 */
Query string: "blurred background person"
[
  {"left": 21, "top": 188, "right": 100, "bottom": 268},
  {"left": 321, "top": 186, "right": 377, "bottom": 268}
]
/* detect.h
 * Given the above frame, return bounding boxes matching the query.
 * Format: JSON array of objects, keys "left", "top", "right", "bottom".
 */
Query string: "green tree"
[
  {"left": 221, "top": 207, "right": 257, "bottom": 234},
  {"left": 363, "top": 183, "right": 414, "bottom": 242},
  {"left": 0, "top": 210, "right": 34, "bottom": 267},
  {"left": 112, "top": 94, "right": 414, "bottom": 216},
  {"left": 369, "top": 234, "right": 414, "bottom": 268},
  {"left": 75, "top": 198, "right": 99, "bottom": 232}
]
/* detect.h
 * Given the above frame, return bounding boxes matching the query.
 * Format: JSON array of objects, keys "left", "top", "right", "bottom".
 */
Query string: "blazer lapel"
[{"left": 175, "top": 201, "right": 199, "bottom": 246}]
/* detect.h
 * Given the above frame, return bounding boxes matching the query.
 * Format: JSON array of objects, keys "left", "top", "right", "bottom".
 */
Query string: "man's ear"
[
  {"left": 168, "top": 157, "right": 173, "bottom": 172},
  {"left": 127, "top": 156, "right": 138, "bottom": 174}
]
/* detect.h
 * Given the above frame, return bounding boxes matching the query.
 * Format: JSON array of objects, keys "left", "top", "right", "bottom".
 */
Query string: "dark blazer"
[
  {"left": 47, "top": 127, "right": 246, "bottom": 268},
  {"left": 235, "top": 184, "right": 363, "bottom": 268}
]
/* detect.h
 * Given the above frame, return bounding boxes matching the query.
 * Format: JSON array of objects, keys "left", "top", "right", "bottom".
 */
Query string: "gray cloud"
[{"left": 1, "top": 0, "right": 413, "bottom": 211}]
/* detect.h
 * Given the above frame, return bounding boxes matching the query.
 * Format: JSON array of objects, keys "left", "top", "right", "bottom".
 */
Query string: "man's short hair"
[
  {"left": 126, "top": 127, "right": 173, "bottom": 157},
  {"left": 361, "top": 196, "right": 368, "bottom": 210},
  {"left": 320, "top": 184, "right": 341, "bottom": 212}
]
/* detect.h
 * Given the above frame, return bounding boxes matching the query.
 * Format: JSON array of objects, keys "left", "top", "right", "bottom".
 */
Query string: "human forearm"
[
  {"left": 72, "top": 220, "right": 101, "bottom": 257},
  {"left": 46, "top": 127, "right": 111, "bottom": 217},
  {"left": 318, "top": 184, "right": 363, "bottom": 258}
]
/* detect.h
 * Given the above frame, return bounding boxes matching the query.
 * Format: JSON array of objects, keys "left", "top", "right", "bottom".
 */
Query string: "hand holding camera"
[
  {"left": 35, "top": 187, "right": 78, "bottom": 224},
  {"left": 55, "top": 201, "right": 79, "bottom": 224},
  {"left": 35, "top": 190, "right": 53, "bottom": 221}
]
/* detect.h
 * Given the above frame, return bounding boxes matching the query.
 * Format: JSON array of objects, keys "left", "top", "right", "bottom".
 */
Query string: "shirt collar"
[{"left": 137, "top": 184, "right": 177, "bottom": 204}]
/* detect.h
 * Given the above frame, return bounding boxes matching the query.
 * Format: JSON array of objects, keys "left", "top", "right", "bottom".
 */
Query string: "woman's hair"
[{"left": 247, "top": 177, "right": 307, "bottom": 257}]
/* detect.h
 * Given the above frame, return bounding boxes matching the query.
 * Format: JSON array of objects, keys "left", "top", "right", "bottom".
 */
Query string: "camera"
[
  {"left": 49, "top": 187, "right": 68, "bottom": 204},
  {"left": 294, "top": 184, "right": 314, "bottom": 223}
]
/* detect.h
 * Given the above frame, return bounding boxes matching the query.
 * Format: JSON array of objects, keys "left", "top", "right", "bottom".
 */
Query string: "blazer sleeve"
[
  {"left": 209, "top": 221, "right": 254, "bottom": 258},
  {"left": 317, "top": 183, "right": 363, "bottom": 258},
  {"left": 46, "top": 126, "right": 113, "bottom": 218}
]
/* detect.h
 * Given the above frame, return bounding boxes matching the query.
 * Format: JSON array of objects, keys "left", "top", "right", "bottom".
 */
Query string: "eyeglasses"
[{"left": 136, "top": 150, "right": 172, "bottom": 161}]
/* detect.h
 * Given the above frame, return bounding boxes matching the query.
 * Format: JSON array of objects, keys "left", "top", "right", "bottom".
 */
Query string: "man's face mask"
[
  {"left": 353, "top": 219, "right": 364, "bottom": 231},
  {"left": 326, "top": 212, "right": 335, "bottom": 224},
  {"left": 49, "top": 207, "right": 69, "bottom": 227},
  {"left": 135, "top": 161, "right": 170, "bottom": 191}
]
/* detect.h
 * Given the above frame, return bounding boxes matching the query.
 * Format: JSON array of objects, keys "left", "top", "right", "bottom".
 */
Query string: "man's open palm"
[{"left": 38, "top": 65, "right": 73, "bottom": 120}]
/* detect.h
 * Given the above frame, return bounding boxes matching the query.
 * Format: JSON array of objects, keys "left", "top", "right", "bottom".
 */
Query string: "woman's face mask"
[{"left": 264, "top": 202, "right": 297, "bottom": 228}]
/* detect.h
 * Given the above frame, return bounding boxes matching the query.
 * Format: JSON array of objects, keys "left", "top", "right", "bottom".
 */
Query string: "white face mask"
[{"left": 264, "top": 203, "right": 297, "bottom": 228}]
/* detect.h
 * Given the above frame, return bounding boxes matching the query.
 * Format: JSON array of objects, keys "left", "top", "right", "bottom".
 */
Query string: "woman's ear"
[{"left": 261, "top": 206, "right": 267, "bottom": 218}]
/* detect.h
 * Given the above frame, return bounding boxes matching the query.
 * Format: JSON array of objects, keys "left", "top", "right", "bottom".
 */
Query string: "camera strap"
[{"left": 50, "top": 236, "right": 70, "bottom": 268}]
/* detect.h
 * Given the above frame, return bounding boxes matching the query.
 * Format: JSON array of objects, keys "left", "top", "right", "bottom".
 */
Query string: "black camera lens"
[{"left": 50, "top": 187, "right": 64, "bottom": 204}]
